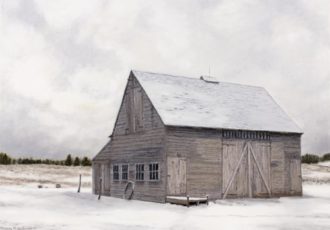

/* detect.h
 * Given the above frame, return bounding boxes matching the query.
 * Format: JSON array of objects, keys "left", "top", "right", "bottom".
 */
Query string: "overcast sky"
[{"left": 0, "top": 0, "right": 329, "bottom": 159}]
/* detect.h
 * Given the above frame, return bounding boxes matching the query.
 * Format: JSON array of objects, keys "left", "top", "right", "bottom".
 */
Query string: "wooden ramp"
[{"left": 166, "top": 196, "right": 209, "bottom": 207}]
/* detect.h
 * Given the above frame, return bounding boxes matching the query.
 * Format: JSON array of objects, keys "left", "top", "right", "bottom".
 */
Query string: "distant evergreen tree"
[
  {"left": 1, "top": 154, "right": 90, "bottom": 166},
  {"left": 21, "top": 158, "right": 33, "bottom": 164},
  {"left": 73, "top": 157, "right": 81, "bottom": 166},
  {"left": 322, "top": 153, "right": 330, "bottom": 162},
  {"left": 301, "top": 154, "right": 319, "bottom": 164},
  {"left": 43, "top": 159, "right": 50, "bottom": 164},
  {"left": 81, "top": 156, "right": 91, "bottom": 166},
  {"left": 65, "top": 154, "right": 73, "bottom": 166},
  {"left": 0, "top": 153, "right": 11, "bottom": 164}
]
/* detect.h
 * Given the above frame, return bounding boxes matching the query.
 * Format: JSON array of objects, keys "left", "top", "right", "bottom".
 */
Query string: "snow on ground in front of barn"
[
  {"left": 302, "top": 161, "right": 330, "bottom": 183},
  {"left": 0, "top": 164, "right": 330, "bottom": 230}
]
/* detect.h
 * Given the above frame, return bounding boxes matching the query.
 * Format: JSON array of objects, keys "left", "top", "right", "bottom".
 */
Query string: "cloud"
[{"left": 0, "top": 0, "right": 329, "bottom": 158}]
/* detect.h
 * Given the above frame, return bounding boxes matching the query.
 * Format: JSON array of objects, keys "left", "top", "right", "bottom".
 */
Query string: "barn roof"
[{"left": 132, "top": 70, "right": 302, "bottom": 134}]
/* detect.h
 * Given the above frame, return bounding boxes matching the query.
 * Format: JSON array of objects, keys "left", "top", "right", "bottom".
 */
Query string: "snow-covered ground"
[
  {"left": 302, "top": 161, "right": 330, "bottom": 183},
  {"left": 318, "top": 161, "right": 330, "bottom": 167},
  {"left": 0, "top": 164, "right": 91, "bottom": 187},
  {"left": 0, "top": 163, "right": 330, "bottom": 230}
]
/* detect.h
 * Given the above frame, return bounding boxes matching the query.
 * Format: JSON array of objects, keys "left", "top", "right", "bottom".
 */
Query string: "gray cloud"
[{"left": 0, "top": 0, "right": 329, "bottom": 158}]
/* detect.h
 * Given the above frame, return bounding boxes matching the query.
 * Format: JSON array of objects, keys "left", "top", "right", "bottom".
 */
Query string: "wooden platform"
[{"left": 166, "top": 196, "right": 209, "bottom": 206}]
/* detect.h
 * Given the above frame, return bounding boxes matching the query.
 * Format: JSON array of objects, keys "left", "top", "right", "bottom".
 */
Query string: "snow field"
[{"left": 0, "top": 163, "right": 330, "bottom": 229}]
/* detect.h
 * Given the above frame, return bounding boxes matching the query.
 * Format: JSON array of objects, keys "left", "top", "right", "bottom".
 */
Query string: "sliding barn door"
[
  {"left": 167, "top": 157, "right": 186, "bottom": 195},
  {"left": 222, "top": 141, "right": 271, "bottom": 198}
]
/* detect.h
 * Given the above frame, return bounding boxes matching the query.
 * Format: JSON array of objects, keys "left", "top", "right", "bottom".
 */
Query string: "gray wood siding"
[
  {"left": 112, "top": 74, "right": 163, "bottom": 137},
  {"left": 165, "top": 128, "right": 302, "bottom": 200},
  {"left": 270, "top": 133, "right": 302, "bottom": 196},
  {"left": 165, "top": 127, "right": 222, "bottom": 200},
  {"left": 93, "top": 74, "right": 167, "bottom": 203},
  {"left": 92, "top": 73, "right": 302, "bottom": 202}
]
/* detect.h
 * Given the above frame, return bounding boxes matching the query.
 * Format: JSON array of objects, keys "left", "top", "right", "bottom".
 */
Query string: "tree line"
[
  {"left": 0, "top": 152, "right": 92, "bottom": 166},
  {"left": 301, "top": 153, "right": 330, "bottom": 164},
  {"left": 2, "top": 152, "right": 329, "bottom": 165}
]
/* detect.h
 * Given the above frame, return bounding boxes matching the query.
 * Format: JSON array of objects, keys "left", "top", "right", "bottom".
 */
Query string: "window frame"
[
  {"left": 121, "top": 164, "right": 129, "bottom": 181},
  {"left": 112, "top": 164, "right": 120, "bottom": 181},
  {"left": 135, "top": 163, "right": 145, "bottom": 181},
  {"left": 148, "top": 162, "right": 160, "bottom": 181}
]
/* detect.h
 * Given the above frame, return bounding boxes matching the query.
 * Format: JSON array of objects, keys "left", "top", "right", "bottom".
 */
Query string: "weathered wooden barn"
[{"left": 92, "top": 70, "right": 303, "bottom": 203}]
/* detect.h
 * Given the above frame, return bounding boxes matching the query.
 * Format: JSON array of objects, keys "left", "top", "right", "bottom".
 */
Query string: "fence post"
[
  {"left": 98, "top": 177, "right": 102, "bottom": 200},
  {"left": 77, "top": 174, "right": 81, "bottom": 193}
]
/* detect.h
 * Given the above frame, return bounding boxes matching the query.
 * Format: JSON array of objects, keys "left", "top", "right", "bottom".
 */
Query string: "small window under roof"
[{"left": 200, "top": 75, "right": 219, "bottom": 84}]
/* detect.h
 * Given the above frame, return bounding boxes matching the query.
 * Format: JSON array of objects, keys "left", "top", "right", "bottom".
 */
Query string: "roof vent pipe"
[{"left": 200, "top": 76, "right": 219, "bottom": 84}]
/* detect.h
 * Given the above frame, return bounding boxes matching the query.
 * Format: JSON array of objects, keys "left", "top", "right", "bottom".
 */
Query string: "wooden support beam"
[{"left": 223, "top": 144, "right": 248, "bottom": 199}]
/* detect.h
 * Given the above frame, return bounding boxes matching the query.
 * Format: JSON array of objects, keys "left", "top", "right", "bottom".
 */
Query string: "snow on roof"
[{"left": 132, "top": 70, "right": 302, "bottom": 134}]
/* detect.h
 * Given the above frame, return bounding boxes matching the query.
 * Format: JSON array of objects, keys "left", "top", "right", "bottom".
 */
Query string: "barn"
[{"left": 92, "top": 70, "right": 303, "bottom": 203}]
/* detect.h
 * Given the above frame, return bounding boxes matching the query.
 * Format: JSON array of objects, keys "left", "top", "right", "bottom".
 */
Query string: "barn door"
[
  {"left": 222, "top": 142, "right": 248, "bottom": 197},
  {"left": 289, "top": 158, "right": 302, "bottom": 193},
  {"left": 250, "top": 142, "right": 271, "bottom": 197},
  {"left": 222, "top": 142, "right": 271, "bottom": 198},
  {"left": 167, "top": 157, "right": 186, "bottom": 195}
]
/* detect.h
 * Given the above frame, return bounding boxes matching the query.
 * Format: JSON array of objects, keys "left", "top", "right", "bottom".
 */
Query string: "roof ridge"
[
  {"left": 132, "top": 69, "right": 197, "bottom": 81},
  {"left": 132, "top": 69, "right": 265, "bottom": 89}
]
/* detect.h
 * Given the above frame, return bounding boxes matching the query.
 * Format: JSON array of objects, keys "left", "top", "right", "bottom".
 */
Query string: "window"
[
  {"left": 122, "top": 164, "right": 128, "bottom": 180},
  {"left": 113, "top": 165, "right": 119, "bottom": 181},
  {"left": 149, "top": 163, "right": 159, "bottom": 181},
  {"left": 136, "top": 164, "right": 144, "bottom": 181}
]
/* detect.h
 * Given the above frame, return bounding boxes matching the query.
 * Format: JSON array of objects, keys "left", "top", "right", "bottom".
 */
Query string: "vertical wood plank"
[{"left": 248, "top": 149, "right": 252, "bottom": 198}]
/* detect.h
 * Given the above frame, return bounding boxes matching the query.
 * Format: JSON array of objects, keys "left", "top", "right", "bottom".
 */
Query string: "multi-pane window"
[
  {"left": 136, "top": 164, "right": 144, "bottom": 181},
  {"left": 113, "top": 165, "right": 119, "bottom": 181},
  {"left": 122, "top": 164, "right": 128, "bottom": 180},
  {"left": 149, "top": 163, "right": 159, "bottom": 181}
]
